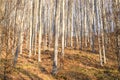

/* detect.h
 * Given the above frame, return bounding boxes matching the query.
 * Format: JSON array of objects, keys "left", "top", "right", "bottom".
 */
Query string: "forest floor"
[{"left": 0, "top": 47, "right": 120, "bottom": 80}]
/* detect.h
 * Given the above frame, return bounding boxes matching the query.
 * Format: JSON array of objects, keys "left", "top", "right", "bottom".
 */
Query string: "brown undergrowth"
[{"left": 0, "top": 47, "right": 119, "bottom": 80}]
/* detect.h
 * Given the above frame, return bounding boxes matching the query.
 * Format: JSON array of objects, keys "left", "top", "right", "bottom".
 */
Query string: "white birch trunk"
[
  {"left": 38, "top": 0, "right": 42, "bottom": 62},
  {"left": 62, "top": 0, "right": 65, "bottom": 57},
  {"left": 52, "top": 0, "right": 59, "bottom": 74},
  {"left": 29, "top": 0, "right": 33, "bottom": 57}
]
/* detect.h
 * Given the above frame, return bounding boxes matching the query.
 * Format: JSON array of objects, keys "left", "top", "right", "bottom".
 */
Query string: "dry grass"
[
  {"left": 0, "top": 47, "right": 119, "bottom": 80},
  {"left": 0, "top": 33, "right": 119, "bottom": 80}
]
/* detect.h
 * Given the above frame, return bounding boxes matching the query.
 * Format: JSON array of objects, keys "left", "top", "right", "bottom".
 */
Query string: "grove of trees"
[{"left": 0, "top": 0, "right": 120, "bottom": 79}]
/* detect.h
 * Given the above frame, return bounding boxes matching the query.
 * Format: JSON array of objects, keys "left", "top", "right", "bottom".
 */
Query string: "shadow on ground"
[
  {"left": 15, "top": 67, "right": 43, "bottom": 80},
  {"left": 55, "top": 71, "right": 91, "bottom": 80}
]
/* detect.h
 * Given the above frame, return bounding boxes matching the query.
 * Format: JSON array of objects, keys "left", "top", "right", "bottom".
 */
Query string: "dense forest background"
[{"left": 0, "top": 0, "right": 120, "bottom": 80}]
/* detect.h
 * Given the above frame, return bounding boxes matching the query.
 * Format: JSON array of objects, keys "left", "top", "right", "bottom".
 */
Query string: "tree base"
[{"left": 52, "top": 65, "right": 58, "bottom": 75}]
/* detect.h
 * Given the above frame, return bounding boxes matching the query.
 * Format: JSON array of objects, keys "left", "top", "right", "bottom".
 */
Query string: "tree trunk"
[
  {"left": 38, "top": 0, "right": 42, "bottom": 62},
  {"left": 62, "top": 0, "right": 65, "bottom": 57},
  {"left": 52, "top": 0, "right": 59, "bottom": 74},
  {"left": 29, "top": 0, "right": 33, "bottom": 57}
]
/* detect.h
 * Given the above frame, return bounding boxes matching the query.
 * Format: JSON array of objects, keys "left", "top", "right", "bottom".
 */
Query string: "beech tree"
[
  {"left": 52, "top": 0, "right": 59, "bottom": 74},
  {"left": 38, "top": 0, "right": 42, "bottom": 62},
  {"left": 62, "top": 0, "right": 65, "bottom": 57}
]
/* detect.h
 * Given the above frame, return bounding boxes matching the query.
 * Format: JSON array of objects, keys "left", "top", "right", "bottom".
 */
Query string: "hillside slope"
[{"left": 1, "top": 48, "right": 119, "bottom": 80}]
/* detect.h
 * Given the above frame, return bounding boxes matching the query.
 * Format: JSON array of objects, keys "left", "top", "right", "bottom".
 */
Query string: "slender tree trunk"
[
  {"left": 84, "top": 1, "right": 88, "bottom": 48},
  {"left": 62, "top": 0, "right": 65, "bottom": 57},
  {"left": 38, "top": 0, "right": 42, "bottom": 62},
  {"left": 52, "top": 0, "right": 59, "bottom": 74},
  {"left": 80, "top": 0, "right": 83, "bottom": 50},
  {"left": 101, "top": 0, "right": 107, "bottom": 64},
  {"left": 97, "top": 0, "right": 103, "bottom": 66},
  {"left": 34, "top": 0, "right": 39, "bottom": 55},
  {"left": 70, "top": 0, "right": 74, "bottom": 48},
  {"left": 29, "top": 0, "right": 33, "bottom": 57}
]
